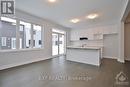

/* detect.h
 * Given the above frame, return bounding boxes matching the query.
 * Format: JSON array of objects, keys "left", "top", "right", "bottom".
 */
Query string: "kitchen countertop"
[{"left": 67, "top": 46, "right": 103, "bottom": 50}]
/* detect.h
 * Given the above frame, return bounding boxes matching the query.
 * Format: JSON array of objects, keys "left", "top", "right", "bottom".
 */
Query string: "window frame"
[
  {"left": 19, "top": 20, "right": 32, "bottom": 49},
  {"left": 33, "top": 24, "right": 42, "bottom": 48},
  {"left": 0, "top": 16, "right": 17, "bottom": 50},
  {"left": 0, "top": 16, "right": 44, "bottom": 52},
  {"left": 1, "top": 37, "right": 7, "bottom": 46},
  {"left": 11, "top": 38, "right": 16, "bottom": 49}
]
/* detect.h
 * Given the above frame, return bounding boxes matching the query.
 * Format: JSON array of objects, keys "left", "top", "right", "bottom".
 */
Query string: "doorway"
[
  {"left": 125, "top": 23, "right": 130, "bottom": 61},
  {"left": 52, "top": 29, "right": 65, "bottom": 56},
  {"left": 124, "top": 12, "right": 130, "bottom": 61}
]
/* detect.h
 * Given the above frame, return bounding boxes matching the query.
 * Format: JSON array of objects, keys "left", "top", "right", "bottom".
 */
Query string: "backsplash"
[{"left": 70, "top": 40, "right": 103, "bottom": 47}]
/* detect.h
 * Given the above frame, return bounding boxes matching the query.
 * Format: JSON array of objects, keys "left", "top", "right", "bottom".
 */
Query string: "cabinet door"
[
  {"left": 94, "top": 34, "right": 103, "bottom": 40},
  {"left": 70, "top": 30, "right": 79, "bottom": 41},
  {"left": 103, "top": 25, "right": 117, "bottom": 34},
  {"left": 87, "top": 29, "right": 94, "bottom": 40}
]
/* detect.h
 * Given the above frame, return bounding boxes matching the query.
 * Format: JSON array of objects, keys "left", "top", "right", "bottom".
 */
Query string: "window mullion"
[
  {"left": 16, "top": 19, "right": 20, "bottom": 49},
  {"left": 31, "top": 24, "right": 33, "bottom": 48},
  {"left": 0, "top": 17, "right": 1, "bottom": 50},
  {"left": 41, "top": 25, "right": 44, "bottom": 48}
]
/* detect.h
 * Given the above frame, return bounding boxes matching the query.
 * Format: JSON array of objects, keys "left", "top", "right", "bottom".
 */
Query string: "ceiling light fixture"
[
  {"left": 87, "top": 14, "right": 98, "bottom": 19},
  {"left": 70, "top": 19, "right": 80, "bottom": 23},
  {"left": 48, "top": 0, "right": 57, "bottom": 3}
]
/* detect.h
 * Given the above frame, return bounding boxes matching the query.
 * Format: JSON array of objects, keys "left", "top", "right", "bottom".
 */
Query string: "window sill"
[{"left": 0, "top": 48, "right": 44, "bottom": 53}]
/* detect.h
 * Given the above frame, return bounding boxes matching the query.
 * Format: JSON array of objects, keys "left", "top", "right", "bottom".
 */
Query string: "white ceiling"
[{"left": 15, "top": 0, "right": 128, "bottom": 29}]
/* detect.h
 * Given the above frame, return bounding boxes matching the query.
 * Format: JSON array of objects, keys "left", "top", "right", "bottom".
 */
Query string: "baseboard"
[
  {"left": 0, "top": 56, "right": 53, "bottom": 71},
  {"left": 103, "top": 57, "right": 125, "bottom": 63},
  {"left": 103, "top": 56, "right": 118, "bottom": 59},
  {"left": 52, "top": 54, "right": 66, "bottom": 58},
  {"left": 125, "top": 58, "right": 130, "bottom": 61},
  {"left": 117, "top": 58, "right": 125, "bottom": 63}
]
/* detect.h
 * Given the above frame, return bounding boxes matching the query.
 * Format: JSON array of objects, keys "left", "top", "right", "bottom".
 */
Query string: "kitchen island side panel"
[{"left": 66, "top": 48, "right": 101, "bottom": 66}]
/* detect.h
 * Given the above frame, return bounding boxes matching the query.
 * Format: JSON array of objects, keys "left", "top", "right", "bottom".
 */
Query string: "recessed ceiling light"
[
  {"left": 48, "top": 0, "right": 57, "bottom": 3},
  {"left": 87, "top": 14, "right": 98, "bottom": 19},
  {"left": 70, "top": 19, "right": 80, "bottom": 23}
]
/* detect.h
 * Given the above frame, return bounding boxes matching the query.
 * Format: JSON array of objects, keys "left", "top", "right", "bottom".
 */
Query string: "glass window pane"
[
  {"left": 33, "top": 25, "right": 42, "bottom": 48},
  {"left": 20, "top": 21, "right": 31, "bottom": 49},
  {"left": 0, "top": 17, "right": 16, "bottom": 50},
  {"left": 59, "top": 34, "right": 65, "bottom": 54},
  {"left": 52, "top": 33, "right": 58, "bottom": 55}
]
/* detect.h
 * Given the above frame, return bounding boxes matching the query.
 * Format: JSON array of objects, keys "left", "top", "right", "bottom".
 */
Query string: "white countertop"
[{"left": 67, "top": 46, "right": 103, "bottom": 50}]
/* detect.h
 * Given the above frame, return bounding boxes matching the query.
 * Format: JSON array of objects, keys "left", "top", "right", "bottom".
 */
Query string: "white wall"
[
  {"left": 103, "top": 34, "right": 119, "bottom": 59},
  {"left": 0, "top": 10, "right": 71, "bottom": 70}
]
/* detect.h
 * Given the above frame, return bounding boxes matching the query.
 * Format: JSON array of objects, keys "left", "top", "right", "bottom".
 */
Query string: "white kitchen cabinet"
[
  {"left": 70, "top": 25, "right": 118, "bottom": 41},
  {"left": 66, "top": 47, "right": 102, "bottom": 66},
  {"left": 94, "top": 34, "right": 103, "bottom": 40},
  {"left": 103, "top": 25, "right": 118, "bottom": 34},
  {"left": 70, "top": 33, "right": 78, "bottom": 41},
  {"left": 70, "top": 29, "right": 94, "bottom": 41}
]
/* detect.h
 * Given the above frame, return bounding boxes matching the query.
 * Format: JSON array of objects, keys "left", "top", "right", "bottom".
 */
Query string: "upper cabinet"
[
  {"left": 93, "top": 33, "right": 103, "bottom": 40},
  {"left": 102, "top": 25, "right": 118, "bottom": 34},
  {"left": 70, "top": 29, "right": 94, "bottom": 41},
  {"left": 70, "top": 25, "right": 118, "bottom": 41}
]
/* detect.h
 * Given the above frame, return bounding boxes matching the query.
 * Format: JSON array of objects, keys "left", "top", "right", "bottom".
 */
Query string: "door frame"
[{"left": 52, "top": 31, "right": 66, "bottom": 57}]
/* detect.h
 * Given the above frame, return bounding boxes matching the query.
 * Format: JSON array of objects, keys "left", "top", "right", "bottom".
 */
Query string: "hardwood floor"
[{"left": 0, "top": 56, "right": 130, "bottom": 87}]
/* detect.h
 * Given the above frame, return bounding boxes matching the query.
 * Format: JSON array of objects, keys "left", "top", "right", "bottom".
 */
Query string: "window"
[
  {"left": 33, "top": 24, "right": 42, "bottom": 48},
  {"left": 1, "top": 37, "right": 7, "bottom": 46},
  {"left": 0, "top": 16, "right": 43, "bottom": 51},
  {"left": 11, "top": 38, "right": 16, "bottom": 49},
  {"left": 20, "top": 21, "right": 31, "bottom": 49},
  {"left": 0, "top": 17, "right": 16, "bottom": 50},
  {"left": 20, "top": 38, "right": 22, "bottom": 49}
]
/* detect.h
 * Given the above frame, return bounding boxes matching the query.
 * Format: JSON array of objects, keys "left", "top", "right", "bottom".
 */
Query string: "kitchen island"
[{"left": 66, "top": 46, "right": 102, "bottom": 66}]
